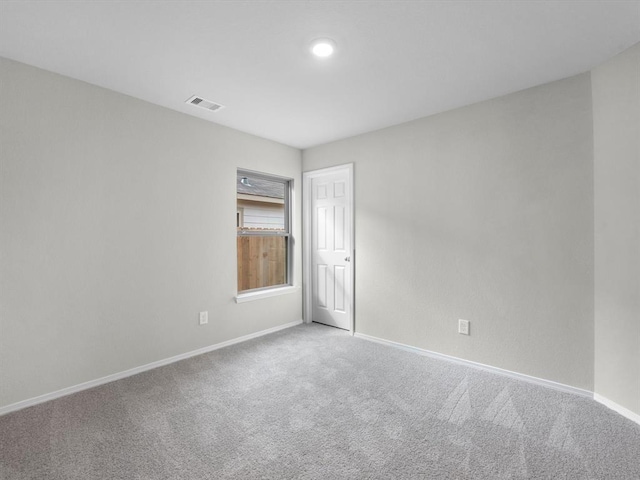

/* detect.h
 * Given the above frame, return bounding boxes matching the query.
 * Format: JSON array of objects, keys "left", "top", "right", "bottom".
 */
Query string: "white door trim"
[{"left": 303, "top": 163, "right": 355, "bottom": 334}]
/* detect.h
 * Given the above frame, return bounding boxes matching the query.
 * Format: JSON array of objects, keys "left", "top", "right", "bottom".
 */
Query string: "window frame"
[{"left": 236, "top": 169, "right": 293, "bottom": 298}]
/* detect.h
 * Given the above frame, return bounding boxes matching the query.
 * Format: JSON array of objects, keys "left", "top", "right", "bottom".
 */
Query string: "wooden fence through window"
[{"left": 237, "top": 233, "right": 286, "bottom": 291}]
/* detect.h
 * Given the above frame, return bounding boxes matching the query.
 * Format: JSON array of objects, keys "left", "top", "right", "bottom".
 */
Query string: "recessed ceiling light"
[{"left": 311, "top": 38, "right": 336, "bottom": 58}]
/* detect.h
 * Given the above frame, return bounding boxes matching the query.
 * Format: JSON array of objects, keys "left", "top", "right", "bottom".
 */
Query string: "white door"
[{"left": 305, "top": 165, "right": 353, "bottom": 331}]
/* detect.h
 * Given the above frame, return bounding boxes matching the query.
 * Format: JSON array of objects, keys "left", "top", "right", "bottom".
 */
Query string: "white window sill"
[{"left": 235, "top": 286, "right": 300, "bottom": 303}]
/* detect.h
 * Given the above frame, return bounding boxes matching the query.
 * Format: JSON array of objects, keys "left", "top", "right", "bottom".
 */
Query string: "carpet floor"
[{"left": 1, "top": 323, "right": 639, "bottom": 479}]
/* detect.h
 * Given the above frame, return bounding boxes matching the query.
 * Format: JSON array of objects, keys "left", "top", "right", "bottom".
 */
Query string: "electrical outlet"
[
  {"left": 199, "top": 311, "right": 208, "bottom": 325},
  {"left": 458, "top": 319, "right": 470, "bottom": 335}
]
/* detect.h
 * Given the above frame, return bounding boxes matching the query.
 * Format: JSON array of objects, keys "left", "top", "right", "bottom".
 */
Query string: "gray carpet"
[{"left": 1, "top": 323, "right": 639, "bottom": 479}]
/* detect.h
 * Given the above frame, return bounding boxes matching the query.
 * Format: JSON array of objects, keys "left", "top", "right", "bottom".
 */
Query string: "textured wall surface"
[
  {"left": 304, "top": 74, "right": 594, "bottom": 390},
  {"left": 0, "top": 58, "right": 302, "bottom": 409},
  {"left": 593, "top": 43, "right": 640, "bottom": 416}
]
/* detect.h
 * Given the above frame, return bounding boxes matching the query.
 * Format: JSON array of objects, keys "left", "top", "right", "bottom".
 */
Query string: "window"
[{"left": 237, "top": 170, "right": 292, "bottom": 294}]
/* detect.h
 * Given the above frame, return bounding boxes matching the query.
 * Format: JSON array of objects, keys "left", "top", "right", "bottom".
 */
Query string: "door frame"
[{"left": 303, "top": 163, "right": 355, "bottom": 334}]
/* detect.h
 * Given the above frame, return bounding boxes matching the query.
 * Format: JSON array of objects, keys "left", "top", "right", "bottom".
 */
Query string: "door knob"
[{"left": 345, "top": 256, "right": 351, "bottom": 262}]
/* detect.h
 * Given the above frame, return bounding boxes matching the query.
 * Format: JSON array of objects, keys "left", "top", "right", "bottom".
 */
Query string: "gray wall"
[
  {"left": 0, "top": 58, "right": 302, "bottom": 409},
  {"left": 304, "top": 74, "right": 595, "bottom": 390},
  {"left": 592, "top": 43, "right": 640, "bottom": 416}
]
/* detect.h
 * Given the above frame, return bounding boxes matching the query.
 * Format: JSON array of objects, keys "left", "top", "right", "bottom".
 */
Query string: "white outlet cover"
[
  {"left": 458, "top": 319, "right": 470, "bottom": 335},
  {"left": 199, "top": 311, "right": 208, "bottom": 325}
]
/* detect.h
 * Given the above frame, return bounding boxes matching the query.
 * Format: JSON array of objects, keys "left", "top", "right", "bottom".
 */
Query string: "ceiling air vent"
[{"left": 185, "top": 95, "right": 225, "bottom": 112}]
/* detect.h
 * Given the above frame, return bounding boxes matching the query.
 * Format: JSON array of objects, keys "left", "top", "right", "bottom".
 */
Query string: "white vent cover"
[{"left": 185, "top": 95, "right": 225, "bottom": 112}]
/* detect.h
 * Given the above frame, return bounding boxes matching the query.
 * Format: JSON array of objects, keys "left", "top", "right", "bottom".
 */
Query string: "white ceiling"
[{"left": 1, "top": 1, "right": 639, "bottom": 149}]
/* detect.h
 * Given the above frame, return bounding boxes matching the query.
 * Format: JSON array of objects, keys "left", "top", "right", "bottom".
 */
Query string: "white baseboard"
[
  {"left": 0, "top": 320, "right": 303, "bottom": 417},
  {"left": 594, "top": 393, "right": 640, "bottom": 426},
  {"left": 354, "top": 332, "right": 592, "bottom": 398}
]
